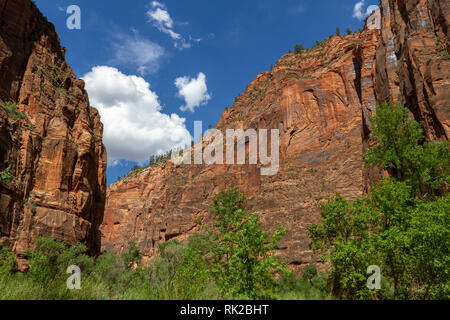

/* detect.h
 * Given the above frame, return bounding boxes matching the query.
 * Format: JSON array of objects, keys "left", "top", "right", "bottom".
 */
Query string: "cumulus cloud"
[
  {"left": 111, "top": 29, "right": 164, "bottom": 76},
  {"left": 147, "top": 1, "right": 192, "bottom": 50},
  {"left": 83, "top": 66, "right": 192, "bottom": 164},
  {"left": 175, "top": 72, "right": 211, "bottom": 113},
  {"left": 352, "top": 1, "right": 378, "bottom": 20}
]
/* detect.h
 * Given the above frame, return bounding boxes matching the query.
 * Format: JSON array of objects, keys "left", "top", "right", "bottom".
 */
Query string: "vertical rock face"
[
  {"left": 0, "top": 0, "right": 107, "bottom": 265},
  {"left": 375, "top": 0, "right": 449, "bottom": 139},
  {"left": 101, "top": 0, "right": 449, "bottom": 269},
  {"left": 101, "top": 28, "right": 382, "bottom": 266}
]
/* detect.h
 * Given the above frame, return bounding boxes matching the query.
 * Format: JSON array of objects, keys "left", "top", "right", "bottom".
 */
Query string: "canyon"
[
  {"left": 0, "top": 0, "right": 448, "bottom": 270},
  {"left": 100, "top": 0, "right": 449, "bottom": 268}
]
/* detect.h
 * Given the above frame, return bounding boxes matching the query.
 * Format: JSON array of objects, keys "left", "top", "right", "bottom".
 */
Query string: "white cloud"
[
  {"left": 352, "top": 1, "right": 378, "bottom": 20},
  {"left": 111, "top": 29, "right": 164, "bottom": 76},
  {"left": 83, "top": 66, "right": 192, "bottom": 164},
  {"left": 175, "top": 72, "right": 211, "bottom": 113},
  {"left": 146, "top": 1, "right": 193, "bottom": 50}
]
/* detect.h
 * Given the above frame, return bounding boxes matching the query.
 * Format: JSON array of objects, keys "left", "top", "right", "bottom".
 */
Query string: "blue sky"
[{"left": 34, "top": 0, "right": 378, "bottom": 185}]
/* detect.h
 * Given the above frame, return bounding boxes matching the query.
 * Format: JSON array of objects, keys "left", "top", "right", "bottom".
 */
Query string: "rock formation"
[
  {"left": 0, "top": 0, "right": 447, "bottom": 272},
  {"left": 101, "top": 0, "right": 449, "bottom": 269},
  {"left": 0, "top": 0, "right": 107, "bottom": 267}
]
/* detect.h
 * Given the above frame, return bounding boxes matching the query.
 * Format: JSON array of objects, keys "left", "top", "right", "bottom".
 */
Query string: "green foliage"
[
  {"left": 309, "top": 102, "right": 449, "bottom": 300},
  {"left": 0, "top": 244, "right": 17, "bottom": 276},
  {"left": 277, "top": 264, "right": 327, "bottom": 300},
  {"left": 122, "top": 240, "right": 142, "bottom": 269},
  {"left": 207, "top": 188, "right": 288, "bottom": 299},
  {"left": 294, "top": 44, "right": 305, "bottom": 54},
  {"left": 0, "top": 191, "right": 320, "bottom": 300},
  {"left": 363, "top": 102, "right": 449, "bottom": 197},
  {"left": 148, "top": 150, "right": 173, "bottom": 167},
  {"left": 438, "top": 51, "right": 450, "bottom": 60},
  {"left": 2, "top": 101, "right": 27, "bottom": 120},
  {"left": 55, "top": 114, "right": 69, "bottom": 122},
  {"left": 0, "top": 166, "right": 14, "bottom": 184},
  {"left": 174, "top": 234, "right": 220, "bottom": 300},
  {"left": 336, "top": 27, "right": 341, "bottom": 36},
  {"left": 26, "top": 237, "right": 93, "bottom": 285},
  {"left": 346, "top": 28, "right": 352, "bottom": 35}
]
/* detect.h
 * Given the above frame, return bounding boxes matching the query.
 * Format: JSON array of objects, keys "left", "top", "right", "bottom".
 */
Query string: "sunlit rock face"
[
  {"left": 0, "top": 0, "right": 107, "bottom": 269},
  {"left": 375, "top": 0, "right": 449, "bottom": 140},
  {"left": 367, "top": 8, "right": 382, "bottom": 30},
  {"left": 101, "top": 0, "right": 449, "bottom": 271}
]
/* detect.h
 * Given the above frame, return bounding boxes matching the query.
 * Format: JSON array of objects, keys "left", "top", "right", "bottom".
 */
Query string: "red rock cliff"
[
  {"left": 101, "top": 0, "right": 448, "bottom": 269},
  {"left": 0, "top": 0, "right": 107, "bottom": 265}
]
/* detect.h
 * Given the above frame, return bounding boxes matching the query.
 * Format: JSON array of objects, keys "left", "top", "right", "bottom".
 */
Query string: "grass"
[{"left": 0, "top": 236, "right": 329, "bottom": 301}]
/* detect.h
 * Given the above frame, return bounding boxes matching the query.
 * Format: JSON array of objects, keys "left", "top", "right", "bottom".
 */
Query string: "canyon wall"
[
  {"left": 0, "top": 0, "right": 107, "bottom": 267},
  {"left": 101, "top": 0, "right": 449, "bottom": 268},
  {"left": 2, "top": 0, "right": 446, "bottom": 271}
]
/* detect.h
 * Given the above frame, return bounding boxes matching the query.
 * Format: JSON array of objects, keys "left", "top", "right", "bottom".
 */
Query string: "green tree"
[
  {"left": 207, "top": 188, "right": 288, "bottom": 299},
  {"left": 294, "top": 44, "right": 305, "bottom": 54},
  {"left": 346, "top": 28, "right": 352, "bottom": 35},
  {"left": 363, "top": 102, "right": 449, "bottom": 196},
  {"left": 336, "top": 27, "right": 341, "bottom": 36},
  {"left": 309, "top": 103, "right": 450, "bottom": 300}
]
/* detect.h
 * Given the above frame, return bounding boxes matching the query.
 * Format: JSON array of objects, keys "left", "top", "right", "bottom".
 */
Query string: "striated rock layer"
[
  {"left": 0, "top": 0, "right": 107, "bottom": 266},
  {"left": 101, "top": 0, "right": 449, "bottom": 269}
]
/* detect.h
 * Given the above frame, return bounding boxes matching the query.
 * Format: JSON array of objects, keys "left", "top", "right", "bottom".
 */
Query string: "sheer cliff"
[
  {"left": 0, "top": 0, "right": 107, "bottom": 268},
  {"left": 101, "top": 0, "right": 449, "bottom": 269}
]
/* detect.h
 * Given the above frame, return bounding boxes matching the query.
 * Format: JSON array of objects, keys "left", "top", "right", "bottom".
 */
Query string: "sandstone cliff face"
[
  {"left": 374, "top": 0, "right": 449, "bottom": 140},
  {"left": 101, "top": 0, "right": 449, "bottom": 269},
  {"left": 102, "top": 29, "right": 380, "bottom": 267},
  {"left": 0, "top": 0, "right": 107, "bottom": 265}
]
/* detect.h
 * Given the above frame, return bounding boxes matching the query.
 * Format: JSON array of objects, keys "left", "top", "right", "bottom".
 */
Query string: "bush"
[
  {"left": 0, "top": 244, "right": 16, "bottom": 276},
  {"left": 294, "top": 44, "right": 305, "bottom": 54},
  {"left": 277, "top": 264, "right": 327, "bottom": 300},
  {"left": 0, "top": 166, "right": 14, "bottom": 184},
  {"left": 2, "top": 102, "right": 27, "bottom": 120}
]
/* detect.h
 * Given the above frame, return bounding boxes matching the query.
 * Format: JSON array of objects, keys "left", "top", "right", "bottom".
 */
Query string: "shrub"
[
  {"left": 0, "top": 244, "right": 17, "bottom": 276},
  {"left": 0, "top": 166, "right": 14, "bottom": 184},
  {"left": 2, "top": 102, "right": 27, "bottom": 120},
  {"left": 294, "top": 44, "right": 305, "bottom": 54}
]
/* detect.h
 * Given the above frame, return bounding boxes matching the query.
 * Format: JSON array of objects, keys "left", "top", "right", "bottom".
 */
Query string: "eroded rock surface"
[
  {"left": 101, "top": 0, "right": 448, "bottom": 269},
  {"left": 0, "top": 0, "right": 107, "bottom": 267}
]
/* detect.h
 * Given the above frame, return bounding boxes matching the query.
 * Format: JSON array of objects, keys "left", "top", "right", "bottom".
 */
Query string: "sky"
[{"left": 34, "top": 0, "right": 379, "bottom": 185}]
